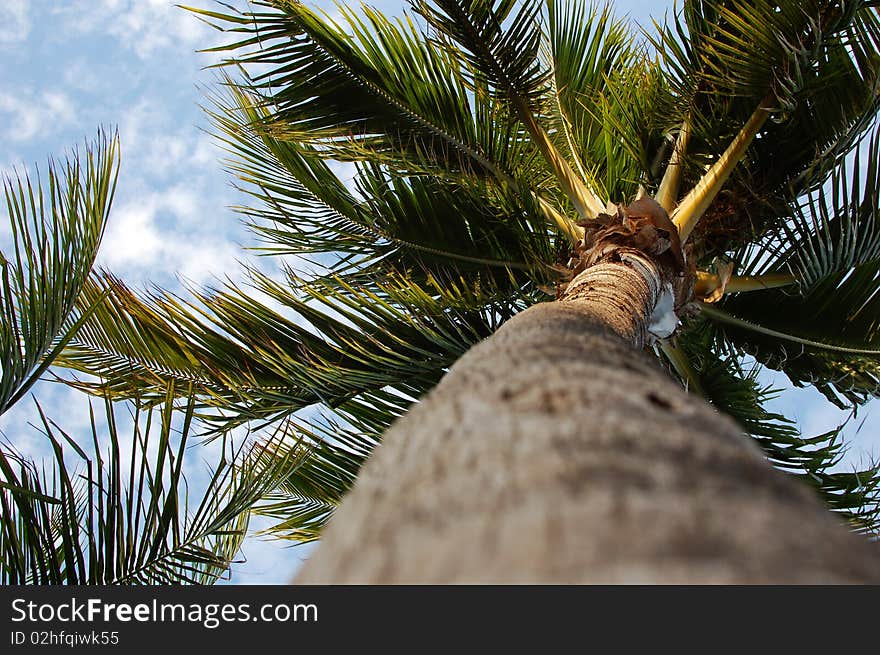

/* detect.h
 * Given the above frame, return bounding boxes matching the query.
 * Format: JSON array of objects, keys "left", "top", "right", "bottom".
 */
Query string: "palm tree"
[
  {"left": 0, "top": 133, "right": 295, "bottom": 584},
  {"left": 51, "top": 0, "right": 880, "bottom": 581}
]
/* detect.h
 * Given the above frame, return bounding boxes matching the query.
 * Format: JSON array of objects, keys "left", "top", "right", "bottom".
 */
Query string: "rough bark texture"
[
  {"left": 558, "top": 254, "right": 664, "bottom": 348},
  {"left": 294, "top": 258, "right": 880, "bottom": 584}
]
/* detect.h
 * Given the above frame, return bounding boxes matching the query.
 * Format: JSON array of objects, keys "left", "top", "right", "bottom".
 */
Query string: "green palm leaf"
[
  {"left": 0, "top": 389, "right": 299, "bottom": 584},
  {"left": 703, "top": 259, "right": 880, "bottom": 407},
  {"left": 705, "top": 126, "right": 880, "bottom": 410},
  {"left": 58, "top": 268, "right": 525, "bottom": 435},
  {"left": 546, "top": 1, "right": 667, "bottom": 199},
  {"left": 412, "top": 0, "right": 549, "bottom": 111},
  {"left": 251, "top": 416, "right": 375, "bottom": 543},
  {"left": 208, "top": 77, "right": 558, "bottom": 287},
  {"left": 777, "top": 126, "right": 880, "bottom": 288},
  {"left": 192, "top": 1, "right": 543, "bottom": 187},
  {"left": 0, "top": 131, "right": 118, "bottom": 416},
  {"left": 652, "top": 0, "right": 880, "bottom": 253}
]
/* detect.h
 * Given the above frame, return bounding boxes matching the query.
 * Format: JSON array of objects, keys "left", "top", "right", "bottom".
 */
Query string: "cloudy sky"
[{"left": 1, "top": 0, "right": 877, "bottom": 585}]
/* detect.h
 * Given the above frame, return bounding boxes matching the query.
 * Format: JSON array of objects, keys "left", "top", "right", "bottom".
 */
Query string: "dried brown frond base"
[{"left": 554, "top": 197, "right": 695, "bottom": 311}]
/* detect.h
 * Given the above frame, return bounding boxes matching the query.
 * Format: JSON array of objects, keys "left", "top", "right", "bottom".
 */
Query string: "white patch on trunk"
[
  {"left": 619, "top": 253, "right": 679, "bottom": 341},
  {"left": 648, "top": 282, "right": 678, "bottom": 339}
]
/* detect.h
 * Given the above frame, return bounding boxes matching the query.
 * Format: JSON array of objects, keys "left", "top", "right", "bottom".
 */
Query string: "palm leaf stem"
[
  {"left": 699, "top": 302, "right": 880, "bottom": 356},
  {"left": 656, "top": 119, "right": 691, "bottom": 213},
  {"left": 514, "top": 97, "right": 606, "bottom": 220},
  {"left": 673, "top": 96, "right": 774, "bottom": 241},
  {"left": 659, "top": 339, "right": 705, "bottom": 396},
  {"left": 694, "top": 272, "right": 796, "bottom": 298}
]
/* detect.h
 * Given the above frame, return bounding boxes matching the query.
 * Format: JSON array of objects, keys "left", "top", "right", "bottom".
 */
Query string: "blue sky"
[{"left": 1, "top": 0, "right": 878, "bottom": 585}]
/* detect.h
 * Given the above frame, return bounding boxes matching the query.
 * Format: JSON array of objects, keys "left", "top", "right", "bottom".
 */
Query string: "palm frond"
[
  {"left": 0, "top": 389, "right": 298, "bottom": 584},
  {"left": 546, "top": 1, "right": 668, "bottom": 201},
  {"left": 0, "top": 131, "right": 118, "bottom": 416},
  {"left": 411, "top": 0, "right": 606, "bottom": 217},
  {"left": 652, "top": 0, "right": 880, "bottom": 252},
  {"left": 251, "top": 415, "right": 375, "bottom": 543},
  {"left": 191, "top": 1, "right": 544, "bottom": 187},
  {"left": 57, "top": 267, "right": 527, "bottom": 435},
  {"left": 777, "top": 125, "right": 880, "bottom": 288},
  {"left": 655, "top": 0, "right": 878, "bottom": 108},
  {"left": 412, "top": 0, "right": 549, "bottom": 112},
  {"left": 209, "top": 77, "right": 558, "bottom": 286},
  {"left": 701, "top": 260, "right": 880, "bottom": 407}
]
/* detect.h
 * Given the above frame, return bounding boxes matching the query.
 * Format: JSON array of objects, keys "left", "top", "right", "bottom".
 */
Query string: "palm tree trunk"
[{"left": 295, "top": 254, "right": 880, "bottom": 583}]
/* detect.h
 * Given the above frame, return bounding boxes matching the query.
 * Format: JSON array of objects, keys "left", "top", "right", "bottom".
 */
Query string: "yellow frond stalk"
[
  {"left": 515, "top": 99, "right": 606, "bottom": 222},
  {"left": 694, "top": 271, "right": 795, "bottom": 300},
  {"left": 659, "top": 340, "right": 704, "bottom": 396},
  {"left": 672, "top": 97, "right": 773, "bottom": 242},
  {"left": 655, "top": 119, "right": 691, "bottom": 213},
  {"left": 537, "top": 196, "right": 584, "bottom": 242}
]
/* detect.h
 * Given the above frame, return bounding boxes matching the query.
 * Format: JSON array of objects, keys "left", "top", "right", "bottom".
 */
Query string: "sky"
[{"left": 0, "top": 0, "right": 878, "bottom": 585}]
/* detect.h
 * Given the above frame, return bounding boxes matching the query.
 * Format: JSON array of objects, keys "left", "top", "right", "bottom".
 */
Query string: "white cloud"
[
  {"left": 100, "top": 198, "right": 165, "bottom": 269},
  {"left": 43, "top": 91, "right": 78, "bottom": 126},
  {"left": 0, "top": 0, "right": 294, "bottom": 586},
  {"left": 90, "top": 90, "right": 246, "bottom": 286},
  {"left": 137, "top": 134, "right": 216, "bottom": 184},
  {"left": 114, "top": 98, "right": 225, "bottom": 183},
  {"left": 61, "top": 58, "right": 104, "bottom": 94},
  {"left": 0, "top": 89, "right": 77, "bottom": 142},
  {"left": 52, "top": 0, "right": 214, "bottom": 60},
  {"left": 174, "top": 239, "right": 244, "bottom": 285},
  {"left": 0, "top": 0, "right": 30, "bottom": 45},
  {"left": 99, "top": 183, "right": 247, "bottom": 286}
]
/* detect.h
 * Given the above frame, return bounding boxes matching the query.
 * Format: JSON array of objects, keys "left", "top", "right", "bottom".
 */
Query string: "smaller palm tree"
[{"left": 0, "top": 133, "right": 294, "bottom": 584}]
